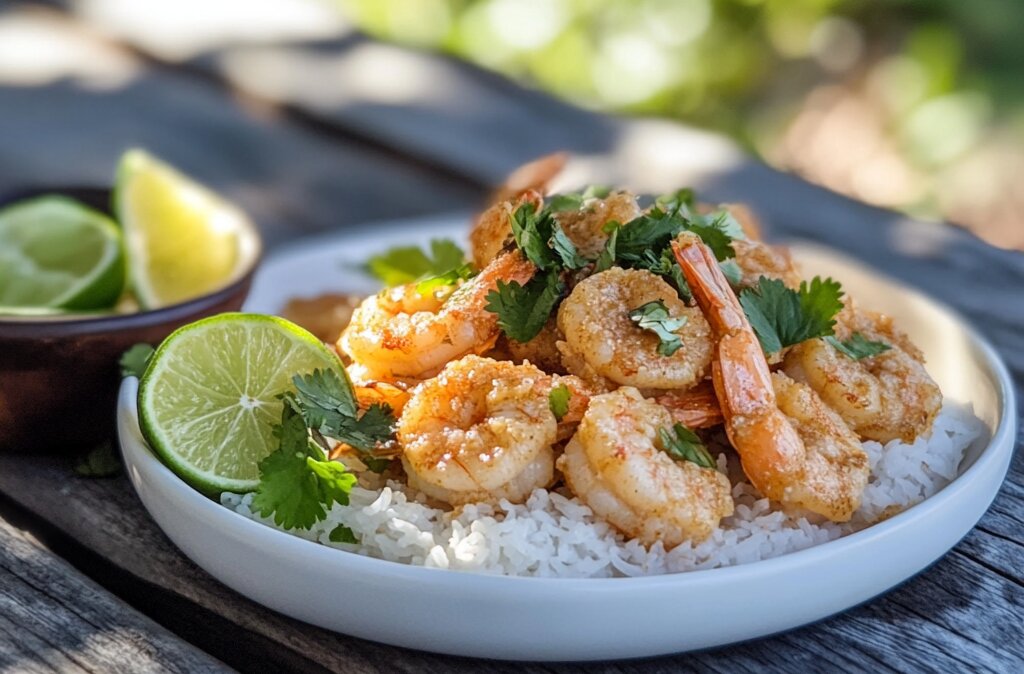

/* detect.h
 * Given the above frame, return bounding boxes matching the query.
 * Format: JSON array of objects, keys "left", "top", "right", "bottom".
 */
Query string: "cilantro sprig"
[
  {"left": 658, "top": 423, "right": 716, "bottom": 469},
  {"left": 251, "top": 368, "right": 397, "bottom": 531},
  {"left": 486, "top": 270, "right": 565, "bottom": 342},
  {"left": 120, "top": 343, "right": 155, "bottom": 378},
  {"left": 364, "top": 239, "right": 469, "bottom": 289},
  {"left": 629, "top": 300, "right": 689, "bottom": 356},
  {"left": 739, "top": 277, "right": 844, "bottom": 355},
  {"left": 251, "top": 404, "right": 358, "bottom": 530},
  {"left": 547, "top": 185, "right": 612, "bottom": 213}
]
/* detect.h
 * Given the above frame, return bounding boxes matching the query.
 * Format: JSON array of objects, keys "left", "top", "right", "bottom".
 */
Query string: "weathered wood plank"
[{"left": 0, "top": 513, "right": 228, "bottom": 673}]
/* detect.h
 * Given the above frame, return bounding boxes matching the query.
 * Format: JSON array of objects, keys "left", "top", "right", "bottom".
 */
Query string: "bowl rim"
[
  {"left": 0, "top": 184, "right": 262, "bottom": 331},
  {"left": 117, "top": 292, "right": 1017, "bottom": 588}
]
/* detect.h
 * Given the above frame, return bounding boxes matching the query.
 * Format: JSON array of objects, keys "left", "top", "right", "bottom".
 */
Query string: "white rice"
[{"left": 221, "top": 402, "right": 986, "bottom": 578}]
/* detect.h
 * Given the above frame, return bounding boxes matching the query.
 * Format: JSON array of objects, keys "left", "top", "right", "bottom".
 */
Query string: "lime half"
[
  {"left": 138, "top": 313, "right": 343, "bottom": 495},
  {"left": 0, "top": 196, "right": 125, "bottom": 309},
  {"left": 115, "top": 149, "right": 251, "bottom": 309}
]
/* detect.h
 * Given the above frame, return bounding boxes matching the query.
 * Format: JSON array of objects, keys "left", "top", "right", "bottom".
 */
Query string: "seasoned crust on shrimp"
[
  {"left": 558, "top": 388, "right": 733, "bottom": 548},
  {"left": 783, "top": 302, "right": 941, "bottom": 443},
  {"left": 557, "top": 268, "right": 712, "bottom": 390},
  {"left": 555, "top": 191, "right": 641, "bottom": 258},
  {"left": 674, "top": 237, "right": 869, "bottom": 521},
  {"left": 339, "top": 251, "right": 534, "bottom": 379},
  {"left": 470, "top": 190, "right": 544, "bottom": 269},
  {"left": 397, "top": 356, "right": 561, "bottom": 506}
]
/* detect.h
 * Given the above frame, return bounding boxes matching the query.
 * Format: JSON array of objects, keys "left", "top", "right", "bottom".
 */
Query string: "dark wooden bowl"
[{"left": 0, "top": 187, "right": 262, "bottom": 452}]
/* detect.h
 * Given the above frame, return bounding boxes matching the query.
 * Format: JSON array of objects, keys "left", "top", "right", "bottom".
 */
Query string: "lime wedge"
[
  {"left": 138, "top": 313, "right": 344, "bottom": 495},
  {"left": 0, "top": 196, "right": 125, "bottom": 309},
  {"left": 115, "top": 149, "right": 251, "bottom": 309}
]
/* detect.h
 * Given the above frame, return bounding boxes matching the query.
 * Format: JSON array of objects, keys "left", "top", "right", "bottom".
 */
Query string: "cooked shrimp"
[
  {"left": 783, "top": 302, "right": 941, "bottom": 443},
  {"left": 490, "top": 152, "right": 567, "bottom": 203},
  {"left": 655, "top": 381, "right": 724, "bottom": 429},
  {"left": 555, "top": 190, "right": 641, "bottom": 258},
  {"left": 470, "top": 190, "right": 543, "bottom": 268},
  {"left": 731, "top": 239, "right": 802, "bottom": 289},
  {"left": 557, "top": 387, "right": 733, "bottom": 548},
  {"left": 557, "top": 268, "right": 712, "bottom": 391},
  {"left": 673, "top": 237, "right": 869, "bottom": 521},
  {"left": 505, "top": 318, "right": 566, "bottom": 374},
  {"left": 339, "top": 251, "right": 535, "bottom": 379},
  {"left": 397, "top": 356, "right": 561, "bottom": 506}
]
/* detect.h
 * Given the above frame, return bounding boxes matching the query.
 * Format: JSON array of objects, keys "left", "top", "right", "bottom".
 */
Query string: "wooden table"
[{"left": 1, "top": 3, "right": 1021, "bottom": 672}]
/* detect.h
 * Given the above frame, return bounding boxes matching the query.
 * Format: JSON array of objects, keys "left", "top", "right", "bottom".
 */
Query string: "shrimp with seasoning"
[
  {"left": 673, "top": 236, "right": 869, "bottom": 521},
  {"left": 339, "top": 251, "right": 535, "bottom": 380},
  {"left": 783, "top": 302, "right": 942, "bottom": 443},
  {"left": 397, "top": 356, "right": 570, "bottom": 506},
  {"left": 557, "top": 267, "right": 712, "bottom": 391},
  {"left": 470, "top": 190, "right": 544, "bottom": 269},
  {"left": 557, "top": 387, "right": 733, "bottom": 548},
  {"left": 555, "top": 190, "right": 641, "bottom": 259}
]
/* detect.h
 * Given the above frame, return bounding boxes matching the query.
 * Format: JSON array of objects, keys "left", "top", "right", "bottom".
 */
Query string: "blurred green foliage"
[{"left": 339, "top": 0, "right": 1024, "bottom": 243}]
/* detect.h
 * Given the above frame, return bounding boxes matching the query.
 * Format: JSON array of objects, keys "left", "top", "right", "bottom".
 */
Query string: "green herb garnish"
[
  {"left": 119, "top": 343, "right": 155, "bottom": 378},
  {"left": 739, "top": 276, "right": 845, "bottom": 355},
  {"left": 485, "top": 270, "right": 564, "bottom": 342},
  {"left": 74, "top": 441, "right": 121, "bottom": 478},
  {"left": 825, "top": 333, "right": 891, "bottom": 360},
  {"left": 329, "top": 524, "right": 358, "bottom": 544},
  {"left": 251, "top": 403, "right": 359, "bottom": 530},
  {"left": 548, "top": 383, "right": 571, "bottom": 421},
  {"left": 364, "top": 239, "right": 466, "bottom": 287},
  {"left": 658, "top": 423, "right": 716, "bottom": 469},
  {"left": 629, "top": 300, "right": 689, "bottom": 357}
]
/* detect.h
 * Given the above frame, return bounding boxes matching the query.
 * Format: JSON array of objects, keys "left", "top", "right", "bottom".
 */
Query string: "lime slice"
[
  {"left": 138, "top": 313, "right": 344, "bottom": 495},
  {"left": 0, "top": 196, "right": 125, "bottom": 309},
  {"left": 115, "top": 149, "right": 251, "bottom": 309}
]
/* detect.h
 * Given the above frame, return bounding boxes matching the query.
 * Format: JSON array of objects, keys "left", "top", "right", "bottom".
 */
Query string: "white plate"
[{"left": 118, "top": 214, "right": 1017, "bottom": 661}]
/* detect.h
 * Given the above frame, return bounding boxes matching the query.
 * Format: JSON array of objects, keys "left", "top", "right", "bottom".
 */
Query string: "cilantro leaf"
[
  {"left": 629, "top": 300, "right": 689, "bottom": 357},
  {"left": 74, "top": 441, "right": 121, "bottom": 478},
  {"left": 637, "top": 247, "right": 691, "bottom": 301},
  {"left": 415, "top": 263, "right": 475, "bottom": 294},
  {"left": 718, "top": 258, "right": 743, "bottom": 286},
  {"left": 613, "top": 209, "right": 685, "bottom": 263},
  {"left": 655, "top": 188, "right": 697, "bottom": 215},
  {"left": 687, "top": 212, "right": 737, "bottom": 261},
  {"left": 547, "top": 193, "right": 583, "bottom": 212},
  {"left": 739, "top": 276, "right": 844, "bottom": 354},
  {"left": 290, "top": 369, "right": 395, "bottom": 452},
  {"left": 551, "top": 222, "right": 589, "bottom": 270},
  {"left": 548, "top": 383, "right": 571, "bottom": 421},
  {"left": 658, "top": 423, "right": 716, "bottom": 469},
  {"left": 329, "top": 524, "right": 358, "bottom": 544},
  {"left": 119, "top": 343, "right": 154, "bottom": 378},
  {"left": 548, "top": 185, "right": 613, "bottom": 212},
  {"left": 594, "top": 224, "right": 618, "bottom": 272},
  {"left": 251, "top": 404, "right": 357, "bottom": 530},
  {"left": 485, "top": 270, "right": 564, "bottom": 342},
  {"left": 698, "top": 209, "right": 746, "bottom": 240},
  {"left": 510, "top": 203, "right": 559, "bottom": 270},
  {"left": 825, "top": 333, "right": 891, "bottom": 360},
  {"left": 365, "top": 239, "right": 466, "bottom": 286}
]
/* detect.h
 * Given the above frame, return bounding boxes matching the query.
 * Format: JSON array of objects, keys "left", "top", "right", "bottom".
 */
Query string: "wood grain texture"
[
  {"left": 0, "top": 514, "right": 228, "bottom": 673},
  {"left": 0, "top": 2, "right": 1021, "bottom": 672}
]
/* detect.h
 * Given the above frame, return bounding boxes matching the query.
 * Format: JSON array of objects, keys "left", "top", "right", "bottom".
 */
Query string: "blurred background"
[
  {"left": 341, "top": 0, "right": 1023, "bottom": 250},
  {"left": 0, "top": 0, "right": 1020, "bottom": 249}
]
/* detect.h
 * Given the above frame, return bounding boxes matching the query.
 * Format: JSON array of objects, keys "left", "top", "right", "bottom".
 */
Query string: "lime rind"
[
  {"left": 138, "top": 313, "right": 344, "bottom": 496},
  {"left": 114, "top": 148, "right": 250, "bottom": 310},
  {"left": 0, "top": 195, "right": 125, "bottom": 309}
]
